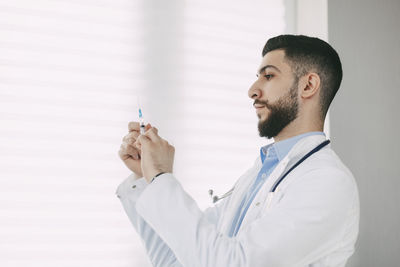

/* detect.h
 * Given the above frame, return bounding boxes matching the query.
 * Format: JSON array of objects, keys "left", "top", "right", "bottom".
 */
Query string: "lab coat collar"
[
  {"left": 273, "top": 131, "right": 325, "bottom": 161},
  {"left": 264, "top": 134, "right": 330, "bottom": 193},
  {"left": 284, "top": 134, "right": 329, "bottom": 168},
  {"left": 260, "top": 132, "right": 326, "bottom": 163}
]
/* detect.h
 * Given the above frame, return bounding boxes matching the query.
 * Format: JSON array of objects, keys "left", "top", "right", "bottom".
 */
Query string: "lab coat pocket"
[
  {"left": 240, "top": 194, "right": 268, "bottom": 228},
  {"left": 261, "top": 190, "right": 284, "bottom": 214}
]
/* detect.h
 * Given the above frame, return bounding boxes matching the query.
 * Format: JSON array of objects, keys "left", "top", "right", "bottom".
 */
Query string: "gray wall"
[{"left": 328, "top": 0, "right": 400, "bottom": 266}]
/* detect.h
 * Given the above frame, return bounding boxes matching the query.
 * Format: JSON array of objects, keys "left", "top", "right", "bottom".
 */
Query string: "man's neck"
[{"left": 273, "top": 118, "right": 324, "bottom": 142}]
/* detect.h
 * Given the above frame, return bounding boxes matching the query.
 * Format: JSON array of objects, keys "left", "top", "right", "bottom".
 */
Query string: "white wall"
[
  {"left": 284, "top": 0, "right": 332, "bottom": 137},
  {"left": 328, "top": 0, "right": 400, "bottom": 266}
]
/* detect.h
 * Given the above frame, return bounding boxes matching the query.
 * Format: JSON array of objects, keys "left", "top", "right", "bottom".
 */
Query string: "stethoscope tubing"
[
  {"left": 210, "top": 140, "right": 331, "bottom": 203},
  {"left": 270, "top": 140, "right": 331, "bottom": 192}
]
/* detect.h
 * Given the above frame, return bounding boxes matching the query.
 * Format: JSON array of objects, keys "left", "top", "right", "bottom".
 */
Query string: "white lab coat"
[{"left": 116, "top": 135, "right": 360, "bottom": 267}]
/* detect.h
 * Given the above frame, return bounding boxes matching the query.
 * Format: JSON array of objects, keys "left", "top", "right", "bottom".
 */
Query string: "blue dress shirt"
[{"left": 228, "top": 131, "right": 325, "bottom": 237}]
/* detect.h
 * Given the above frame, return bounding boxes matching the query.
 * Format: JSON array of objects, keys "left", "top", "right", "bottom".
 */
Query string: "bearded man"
[{"left": 117, "top": 35, "right": 360, "bottom": 267}]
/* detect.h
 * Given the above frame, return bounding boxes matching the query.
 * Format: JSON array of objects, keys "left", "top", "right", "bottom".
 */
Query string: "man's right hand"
[{"left": 118, "top": 122, "right": 150, "bottom": 177}]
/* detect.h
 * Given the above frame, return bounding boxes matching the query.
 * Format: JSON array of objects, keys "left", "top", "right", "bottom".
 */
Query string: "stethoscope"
[{"left": 209, "top": 140, "right": 331, "bottom": 204}]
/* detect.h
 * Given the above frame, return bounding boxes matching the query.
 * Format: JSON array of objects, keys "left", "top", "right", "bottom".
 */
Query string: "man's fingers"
[
  {"left": 128, "top": 121, "right": 140, "bottom": 132},
  {"left": 137, "top": 134, "right": 152, "bottom": 147},
  {"left": 144, "top": 127, "right": 160, "bottom": 142},
  {"left": 128, "top": 131, "right": 140, "bottom": 142},
  {"left": 129, "top": 122, "right": 153, "bottom": 132},
  {"left": 123, "top": 131, "right": 140, "bottom": 143},
  {"left": 145, "top": 123, "right": 152, "bottom": 131},
  {"left": 126, "top": 144, "right": 140, "bottom": 157},
  {"left": 120, "top": 143, "right": 140, "bottom": 159},
  {"left": 118, "top": 147, "right": 130, "bottom": 160},
  {"left": 129, "top": 125, "right": 160, "bottom": 150}
]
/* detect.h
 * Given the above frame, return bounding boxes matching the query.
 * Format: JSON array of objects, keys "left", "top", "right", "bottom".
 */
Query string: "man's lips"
[
  {"left": 253, "top": 103, "right": 267, "bottom": 118},
  {"left": 253, "top": 103, "right": 266, "bottom": 109}
]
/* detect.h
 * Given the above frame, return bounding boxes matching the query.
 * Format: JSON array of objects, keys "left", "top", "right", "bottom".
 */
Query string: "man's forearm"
[{"left": 116, "top": 174, "right": 181, "bottom": 266}]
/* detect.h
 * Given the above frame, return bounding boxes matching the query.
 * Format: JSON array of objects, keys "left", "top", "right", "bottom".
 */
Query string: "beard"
[{"left": 257, "top": 82, "right": 299, "bottom": 139}]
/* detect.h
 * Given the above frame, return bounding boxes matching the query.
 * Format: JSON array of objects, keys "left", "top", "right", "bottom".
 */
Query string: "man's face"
[{"left": 248, "top": 49, "right": 299, "bottom": 139}]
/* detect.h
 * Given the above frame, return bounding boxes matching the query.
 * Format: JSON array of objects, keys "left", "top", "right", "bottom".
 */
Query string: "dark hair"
[{"left": 262, "top": 35, "right": 342, "bottom": 118}]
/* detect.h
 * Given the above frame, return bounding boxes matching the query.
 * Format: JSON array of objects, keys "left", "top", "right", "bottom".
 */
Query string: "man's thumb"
[{"left": 145, "top": 123, "right": 152, "bottom": 131}]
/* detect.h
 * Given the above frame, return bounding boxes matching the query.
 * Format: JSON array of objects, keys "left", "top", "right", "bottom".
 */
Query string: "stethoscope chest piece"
[{"left": 208, "top": 187, "right": 234, "bottom": 203}]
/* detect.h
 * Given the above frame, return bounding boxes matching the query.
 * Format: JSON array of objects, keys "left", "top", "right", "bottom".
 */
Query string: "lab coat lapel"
[
  {"left": 219, "top": 157, "right": 262, "bottom": 235},
  {"left": 238, "top": 135, "right": 328, "bottom": 231},
  {"left": 238, "top": 157, "right": 289, "bottom": 228}
]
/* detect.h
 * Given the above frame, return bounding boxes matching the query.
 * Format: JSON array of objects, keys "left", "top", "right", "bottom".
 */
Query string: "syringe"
[
  {"left": 137, "top": 96, "right": 145, "bottom": 135},
  {"left": 139, "top": 107, "right": 145, "bottom": 134}
]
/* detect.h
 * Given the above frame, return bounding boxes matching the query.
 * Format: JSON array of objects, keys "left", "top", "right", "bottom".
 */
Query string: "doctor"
[{"left": 117, "top": 35, "right": 359, "bottom": 267}]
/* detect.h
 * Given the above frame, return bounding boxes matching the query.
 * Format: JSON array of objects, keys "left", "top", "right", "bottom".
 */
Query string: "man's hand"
[
  {"left": 118, "top": 122, "right": 151, "bottom": 177},
  {"left": 135, "top": 126, "right": 175, "bottom": 183}
]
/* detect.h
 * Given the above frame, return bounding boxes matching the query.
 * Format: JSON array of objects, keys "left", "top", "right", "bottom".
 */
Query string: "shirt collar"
[{"left": 260, "top": 131, "right": 325, "bottom": 163}]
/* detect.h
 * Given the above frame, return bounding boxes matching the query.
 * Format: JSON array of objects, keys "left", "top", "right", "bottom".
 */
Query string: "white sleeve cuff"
[{"left": 115, "top": 173, "right": 148, "bottom": 200}]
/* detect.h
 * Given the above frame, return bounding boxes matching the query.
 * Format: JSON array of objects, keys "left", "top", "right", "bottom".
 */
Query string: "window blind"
[{"left": 0, "top": 1, "right": 286, "bottom": 266}]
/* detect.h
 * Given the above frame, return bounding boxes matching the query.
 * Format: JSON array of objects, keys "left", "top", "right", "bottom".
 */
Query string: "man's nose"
[{"left": 248, "top": 81, "right": 261, "bottom": 100}]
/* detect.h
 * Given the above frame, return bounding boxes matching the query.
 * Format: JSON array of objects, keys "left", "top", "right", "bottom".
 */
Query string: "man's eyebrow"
[{"left": 257, "top": 65, "right": 281, "bottom": 75}]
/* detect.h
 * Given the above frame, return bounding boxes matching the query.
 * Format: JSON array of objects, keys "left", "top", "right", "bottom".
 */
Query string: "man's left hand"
[{"left": 135, "top": 126, "right": 175, "bottom": 183}]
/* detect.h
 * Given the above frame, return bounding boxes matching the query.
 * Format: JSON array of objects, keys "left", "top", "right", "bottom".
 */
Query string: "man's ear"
[{"left": 299, "top": 72, "right": 320, "bottom": 99}]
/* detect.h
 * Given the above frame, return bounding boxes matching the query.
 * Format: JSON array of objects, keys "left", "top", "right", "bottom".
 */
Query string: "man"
[{"left": 117, "top": 35, "right": 359, "bottom": 267}]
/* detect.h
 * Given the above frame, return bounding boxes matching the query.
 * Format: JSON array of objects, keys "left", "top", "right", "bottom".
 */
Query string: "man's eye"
[{"left": 264, "top": 74, "right": 274, "bottom": 80}]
